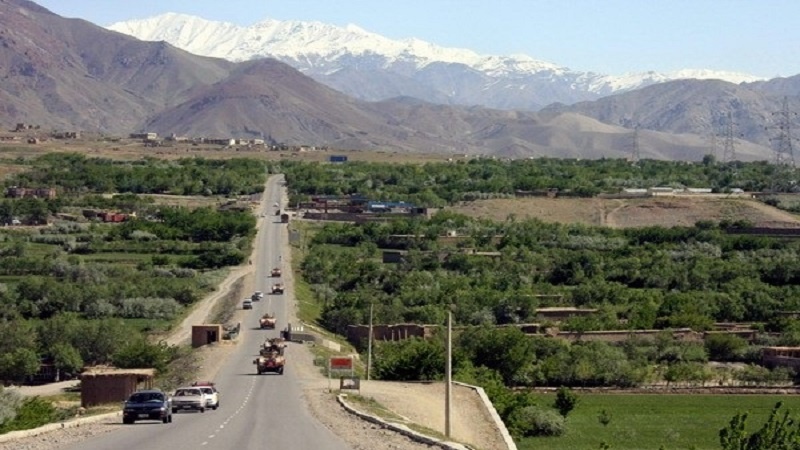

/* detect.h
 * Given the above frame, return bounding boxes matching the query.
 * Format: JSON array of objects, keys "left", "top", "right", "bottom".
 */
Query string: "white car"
[
  {"left": 192, "top": 382, "right": 220, "bottom": 410},
  {"left": 171, "top": 387, "right": 207, "bottom": 413}
]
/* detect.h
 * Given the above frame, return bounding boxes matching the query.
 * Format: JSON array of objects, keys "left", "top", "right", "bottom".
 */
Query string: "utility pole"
[
  {"left": 445, "top": 310, "right": 452, "bottom": 438},
  {"left": 367, "top": 303, "right": 373, "bottom": 381}
]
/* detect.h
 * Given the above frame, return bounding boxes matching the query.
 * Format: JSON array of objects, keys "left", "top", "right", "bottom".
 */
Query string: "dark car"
[{"left": 122, "top": 389, "right": 172, "bottom": 424}]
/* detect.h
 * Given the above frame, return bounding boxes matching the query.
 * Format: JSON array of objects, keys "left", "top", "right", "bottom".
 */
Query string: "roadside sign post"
[{"left": 328, "top": 356, "right": 355, "bottom": 392}]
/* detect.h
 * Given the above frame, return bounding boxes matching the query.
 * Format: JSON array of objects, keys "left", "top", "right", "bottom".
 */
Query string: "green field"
[
  {"left": 79, "top": 252, "right": 154, "bottom": 264},
  {"left": 519, "top": 393, "right": 800, "bottom": 450}
]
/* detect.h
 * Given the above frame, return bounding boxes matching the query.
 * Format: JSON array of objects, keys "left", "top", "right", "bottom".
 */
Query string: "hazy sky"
[{"left": 34, "top": 0, "right": 800, "bottom": 78}]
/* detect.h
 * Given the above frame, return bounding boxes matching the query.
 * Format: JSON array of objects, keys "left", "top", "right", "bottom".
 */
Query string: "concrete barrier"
[
  {"left": 454, "top": 381, "right": 517, "bottom": 450},
  {"left": 0, "top": 411, "right": 121, "bottom": 443},
  {"left": 337, "top": 394, "right": 470, "bottom": 450}
]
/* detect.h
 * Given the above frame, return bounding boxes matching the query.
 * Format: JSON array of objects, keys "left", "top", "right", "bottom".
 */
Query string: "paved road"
[{"left": 64, "top": 175, "right": 352, "bottom": 450}]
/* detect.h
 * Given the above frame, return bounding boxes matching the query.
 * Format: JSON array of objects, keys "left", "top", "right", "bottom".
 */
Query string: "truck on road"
[
  {"left": 254, "top": 342, "right": 285, "bottom": 375},
  {"left": 259, "top": 313, "right": 277, "bottom": 329}
]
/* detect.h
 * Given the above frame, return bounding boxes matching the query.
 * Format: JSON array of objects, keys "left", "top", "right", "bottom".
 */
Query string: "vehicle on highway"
[
  {"left": 254, "top": 342, "right": 286, "bottom": 375},
  {"left": 273, "top": 202, "right": 279, "bottom": 207},
  {"left": 191, "top": 381, "right": 220, "bottom": 410},
  {"left": 271, "top": 283, "right": 284, "bottom": 295},
  {"left": 171, "top": 387, "right": 207, "bottom": 413},
  {"left": 243, "top": 299, "right": 253, "bottom": 310},
  {"left": 259, "top": 312, "right": 277, "bottom": 329},
  {"left": 252, "top": 291, "right": 264, "bottom": 301},
  {"left": 271, "top": 267, "right": 281, "bottom": 277},
  {"left": 122, "top": 389, "right": 172, "bottom": 424}
]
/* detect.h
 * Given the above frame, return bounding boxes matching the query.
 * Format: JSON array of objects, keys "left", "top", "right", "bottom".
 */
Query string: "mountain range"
[
  {"left": 107, "top": 13, "right": 766, "bottom": 111},
  {"left": 0, "top": 0, "right": 791, "bottom": 161}
]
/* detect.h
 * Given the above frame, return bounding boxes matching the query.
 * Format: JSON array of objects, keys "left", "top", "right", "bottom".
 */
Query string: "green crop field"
[
  {"left": 519, "top": 393, "right": 800, "bottom": 450},
  {"left": 79, "top": 252, "right": 154, "bottom": 264}
]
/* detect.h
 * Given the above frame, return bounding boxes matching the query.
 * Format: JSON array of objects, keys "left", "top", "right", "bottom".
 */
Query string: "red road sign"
[{"left": 329, "top": 357, "right": 353, "bottom": 371}]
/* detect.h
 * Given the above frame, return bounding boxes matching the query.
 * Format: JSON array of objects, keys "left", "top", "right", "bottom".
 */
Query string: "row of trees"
[
  {"left": 7, "top": 153, "right": 266, "bottom": 196},
  {"left": 0, "top": 313, "right": 177, "bottom": 383},
  {"left": 370, "top": 327, "right": 791, "bottom": 390},
  {"left": 277, "top": 157, "right": 800, "bottom": 207}
]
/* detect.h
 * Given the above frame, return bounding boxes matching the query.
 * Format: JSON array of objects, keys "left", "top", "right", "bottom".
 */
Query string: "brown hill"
[
  {"left": 541, "top": 79, "right": 789, "bottom": 160},
  {"left": 0, "top": 0, "right": 232, "bottom": 132}
]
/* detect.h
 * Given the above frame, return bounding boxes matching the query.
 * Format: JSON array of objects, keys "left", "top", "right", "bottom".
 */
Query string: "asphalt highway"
[{"left": 64, "top": 175, "right": 352, "bottom": 450}]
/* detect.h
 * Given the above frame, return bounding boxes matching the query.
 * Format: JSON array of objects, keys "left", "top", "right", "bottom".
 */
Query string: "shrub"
[
  {"left": 554, "top": 386, "right": 579, "bottom": 417},
  {"left": 152, "top": 268, "right": 176, "bottom": 278},
  {"left": 0, "top": 397, "right": 56, "bottom": 434},
  {"left": 82, "top": 298, "right": 116, "bottom": 318},
  {"left": 130, "top": 230, "right": 158, "bottom": 241},
  {"left": 705, "top": 334, "right": 746, "bottom": 362},
  {"left": 114, "top": 298, "right": 182, "bottom": 320},
  {"left": 0, "top": 388, "right": 22, "bottom": 425},
  {"left": 508, "top": 406, "right": 566, "bottom": 437},
  {"left": 598, "top": 409, "right": 612, "bottom": 427},
  {"left": 29, "top": 235, "right": 73, "bottom": 245},
  {"left": 170, "top": 268, "right": 196, "bottom": 278}
]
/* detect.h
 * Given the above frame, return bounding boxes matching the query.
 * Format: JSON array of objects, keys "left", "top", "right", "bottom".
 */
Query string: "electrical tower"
[
  {"left": 721, "top": 112, "right": 737, "bottom": 163},
  {"left": 770, "top": 96, "right": 797, "bottom": 168}
]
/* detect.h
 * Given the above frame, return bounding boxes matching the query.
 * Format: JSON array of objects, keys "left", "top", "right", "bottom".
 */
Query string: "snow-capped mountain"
[{"left": 108, "top": 13, "right": 765, "bottom": 110}]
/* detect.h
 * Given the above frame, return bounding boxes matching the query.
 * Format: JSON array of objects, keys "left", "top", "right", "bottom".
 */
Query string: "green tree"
[
  {"left": 49, "top": 343, "right": 83, "bottom": 381},
  {"left": 112, "top": 339, "right": 174, "bottom": 374},
  {"left": 458, "top": 327, "right": 536, "bottom": 385},
  {"left": 0, "top": 348, "right": 41, "bottom": 383},
  {"left": 705, "top": 333, "right": 747, "bottom": 362},
  {"left": 554, "top": 386, "right": 579, "bottom": 417},
  {"left": 720, "top": 402, "right": 800, "bottom": 450},
  {"left": 372, "top": 337, "right": 445, "bottom": 381}
]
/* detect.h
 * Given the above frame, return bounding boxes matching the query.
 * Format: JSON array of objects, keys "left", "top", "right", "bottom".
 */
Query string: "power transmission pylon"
[
  {"left": 721, "top": 112, "right": 737, "bottom": 163},
  {"left": 770, "top": 96, "right": 797, "bottom": 168},
  {"left": 767, "top": 96, "right": 798, "bottom": 192}
]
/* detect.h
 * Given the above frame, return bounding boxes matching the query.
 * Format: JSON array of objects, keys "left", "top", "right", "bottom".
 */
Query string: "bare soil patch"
[
  {"left": 449, "top": 196, "right": 800, "bottom": 228},
  {"left": 355, "top": 381, "right": 506, "bottom": 450}
]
